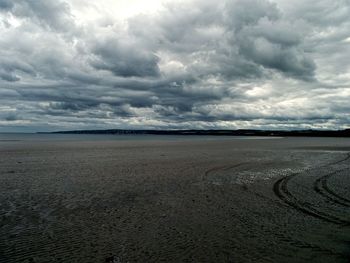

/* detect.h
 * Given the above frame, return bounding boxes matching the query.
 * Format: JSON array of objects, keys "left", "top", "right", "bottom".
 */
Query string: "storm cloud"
[{"left": 0, "top": 0, "right": 349, "bottom": 131}]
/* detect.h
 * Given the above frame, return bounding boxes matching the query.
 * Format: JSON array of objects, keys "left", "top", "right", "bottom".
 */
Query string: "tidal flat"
[{"left": 0, "top": 136, "right": 350, "bottom": 262}]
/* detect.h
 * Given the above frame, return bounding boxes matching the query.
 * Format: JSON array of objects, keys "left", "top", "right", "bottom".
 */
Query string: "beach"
[{"left": 1, "top": 136, "right": 350, "bottom": 262}]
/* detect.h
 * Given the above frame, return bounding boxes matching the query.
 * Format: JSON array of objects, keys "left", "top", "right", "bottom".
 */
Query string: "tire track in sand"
[
  {"left": 314, "top": 168, "right": 350, "bottom": 207},
  {"left": 273, "top": 153, "right": 350, "bottom": 226},
  {"left": 203, "top": 160, "right": 348, "bottom": 258}
]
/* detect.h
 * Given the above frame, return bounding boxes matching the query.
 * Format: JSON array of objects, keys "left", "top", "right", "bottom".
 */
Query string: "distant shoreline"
[{"left": 38, "top": 129, "right": 350, "bottom": 137}]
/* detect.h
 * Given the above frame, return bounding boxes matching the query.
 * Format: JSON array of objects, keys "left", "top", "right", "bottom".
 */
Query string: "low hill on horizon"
[{"left": 40, "top": 129, "right": 350, "bottom": 137}]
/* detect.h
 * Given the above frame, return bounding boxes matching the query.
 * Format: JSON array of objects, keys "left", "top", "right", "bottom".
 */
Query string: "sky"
[{"left": 0, "top": 0, "right": 349, "bottom": 132}]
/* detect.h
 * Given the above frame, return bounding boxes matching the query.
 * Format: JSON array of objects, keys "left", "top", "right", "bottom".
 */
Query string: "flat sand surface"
[{"left": 1, "top": 136, "right": 350, "bottom": 262}]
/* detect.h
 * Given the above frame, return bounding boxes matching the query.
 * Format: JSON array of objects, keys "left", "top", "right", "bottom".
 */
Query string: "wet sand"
[{"left": 0, "top": 137, "right": 350, "bottom": 262}]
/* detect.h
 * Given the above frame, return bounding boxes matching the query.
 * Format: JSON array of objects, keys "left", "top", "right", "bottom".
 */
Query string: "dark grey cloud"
[
  {"left": 0, "top": 58, "right": 36, "bottom": 82},
  {"left": 224, "top": 0, "right": 280, "bottom": 30},
  {"left": 90, "top": 38, "right": 160, "bottom": 78},
  {"left": 0, "top": 0, "right": 13, "bottom": 10},
  {"left": 0, "top": 0, "right": 349, "bottom": 132},
  {"left": 4, "top": 0, "right": 74, "bottom": 32},
  {"left": 223, "top": 0, "right": 316, "bottom": 80},
  {"left": 277, "top": 0, "right": 350, "bottom": 26}
]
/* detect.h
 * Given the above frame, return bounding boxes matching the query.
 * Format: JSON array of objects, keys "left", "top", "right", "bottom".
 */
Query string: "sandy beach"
[{"left": 0, "top": 136, "right": 350, "bottom": 262}]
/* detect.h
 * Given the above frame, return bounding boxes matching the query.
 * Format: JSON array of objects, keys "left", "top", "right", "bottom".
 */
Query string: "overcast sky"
[{"left": 0, "top": 0, "right": 349, "bottom": 132}]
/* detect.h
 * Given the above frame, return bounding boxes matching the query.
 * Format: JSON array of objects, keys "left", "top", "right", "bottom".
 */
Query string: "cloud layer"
[{"left": 0, "top": 0, "right": 349, "bottom": 131}]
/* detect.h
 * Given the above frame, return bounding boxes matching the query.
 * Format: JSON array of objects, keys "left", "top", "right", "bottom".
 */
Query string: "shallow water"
[{"left": 0, "top": 133, "right": 283, "bottom": 142}]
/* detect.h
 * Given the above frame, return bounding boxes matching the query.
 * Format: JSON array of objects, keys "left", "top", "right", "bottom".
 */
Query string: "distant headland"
[{"left": 39, "top": 129, "right": 350, "bottom": 137}]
